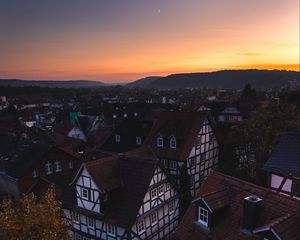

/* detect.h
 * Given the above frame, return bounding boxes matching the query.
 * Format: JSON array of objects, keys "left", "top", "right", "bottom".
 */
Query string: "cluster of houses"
[{"left": 0, "top": 98, "right": 299, "bottom": 240}]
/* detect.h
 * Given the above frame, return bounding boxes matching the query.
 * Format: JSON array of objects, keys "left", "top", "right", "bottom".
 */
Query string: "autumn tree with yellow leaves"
[{"left": 0, "top": 187, "right": 70, "bottom": 240}]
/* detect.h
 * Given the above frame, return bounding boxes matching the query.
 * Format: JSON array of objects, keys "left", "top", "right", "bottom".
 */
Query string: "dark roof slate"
[{"left": 263, "top": 131, "right": 300, "bottom": 177}]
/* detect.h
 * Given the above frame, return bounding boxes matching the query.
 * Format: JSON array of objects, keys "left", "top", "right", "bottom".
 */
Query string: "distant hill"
[
  {"left": 128, "top": 70, "right": 300, "bottom": 89},
  {"left": 0, "top": 79, "right": 106, "bottom": 88},
  {"left": 126, "top": 76, "right": 161, "bottom": 88}
]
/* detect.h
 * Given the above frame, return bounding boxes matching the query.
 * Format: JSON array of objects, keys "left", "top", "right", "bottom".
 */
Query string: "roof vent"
[{"left": 243, "top": 195, "right": 262, "bottom": 231}]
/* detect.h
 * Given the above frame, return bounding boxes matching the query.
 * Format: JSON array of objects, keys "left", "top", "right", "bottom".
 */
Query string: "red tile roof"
[
  {"left": 175, "top": 171, "right": 300, "bottom": 240},
  {"left": 144, "top": 111, "right": 209, "bottom": 160}
]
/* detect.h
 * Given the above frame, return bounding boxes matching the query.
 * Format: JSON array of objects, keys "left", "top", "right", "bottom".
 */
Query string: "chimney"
[{"left": 242, "top": 195, "right": 262, "bottom": 231}]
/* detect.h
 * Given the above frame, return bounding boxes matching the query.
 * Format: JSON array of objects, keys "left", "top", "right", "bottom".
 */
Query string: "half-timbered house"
[
  {"left": 62, "top": 153, "right": 180, "bottom": 240},
  {"left": 263, "top": 131, "right": 300, "bottom": 199},
  {"left": 144, "top": 111, "right": 219, "bottom": 198}
]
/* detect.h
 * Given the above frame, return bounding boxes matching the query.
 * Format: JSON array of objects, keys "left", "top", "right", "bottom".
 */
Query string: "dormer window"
[
  {"left": 198, "top": 207, "right": 209, "bottom": 227},
  {"left": 157, "top": 135, "right": 163, "bottom": 147},
  {"left": 115, "top": 134, "right": 120, "bottom": 143},
  {"left": 170, "top": 136, "right": 176, "bottom": 149},
  {"left": 54, "top": 161, "right": 62, "bottom": 172},
  {"left": 45, "top": 162, "right": 53, "bottom": 175},
  {"left": 136, "top": 137, "right": 142, "bottom": 145}
]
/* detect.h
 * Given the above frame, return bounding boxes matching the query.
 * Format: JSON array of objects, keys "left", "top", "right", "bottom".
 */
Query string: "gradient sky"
[{"left": 0, "top": 0, "right": 299, "bottom": 82}]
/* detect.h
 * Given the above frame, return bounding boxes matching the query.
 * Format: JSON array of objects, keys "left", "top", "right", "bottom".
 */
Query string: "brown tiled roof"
[
  {"left": 175, "top": 171, "right": 300, "bottom": 240},
  {"left": 85, "top": 155, "right": 121, "bottom": 193},
  {"left": 144, "top": 111, "right": 208, "bottom": 160},
  {"left": 194, "top": 188, "right": 230, "bottom": 212},
  {"left": 62, "top": 155, "right": 165, "bottom": 229}
]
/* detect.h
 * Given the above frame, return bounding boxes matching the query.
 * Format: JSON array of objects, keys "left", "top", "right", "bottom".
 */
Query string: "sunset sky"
[{"left": 0, "top": 0, "right": 299, "bottom": 82}]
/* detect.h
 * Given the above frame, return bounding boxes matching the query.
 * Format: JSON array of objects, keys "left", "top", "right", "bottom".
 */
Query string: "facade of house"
[
  {"left": 217, "top": 106, "right": 243, "bottom": 124},
  {"left": 144, "top": 112, "right": 219, "bottom": 198},
  {"left": 62, "top": 154, "right": 180, "bottom": 240},
  {"left": 263, "top": 131, "right": 300, "bottom": 199},
  {"left": 175, "top": 171, "right": 300, "bottom": 240}
]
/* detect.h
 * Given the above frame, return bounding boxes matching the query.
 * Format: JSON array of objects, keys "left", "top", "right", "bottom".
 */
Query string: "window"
[
  {"left": 190, "top": 158, "right": 196, "bottom": 168},
  {"left": 81, "top": 188, "right": 90, "bottom": 200},
  {"left": 151, "top": 188, "right": 157, "bottom": 199},
  {"left": 71, "top": 212, "right": 80, "bottom": 223},
  {"left": 107, "top": 223, "right": 115, "bottom": 236},
  {"left": 195, "top": 137, "right": 201, "bottom": 146},
  {"left": 115, "top": 134, "right": 120, "bottom": 142},
  {"left": 170, "top": 136, "right": 176, "bottom": 149},
  {"left": 170, "top": 161, "right": 177, "bottom": 171},
  {"left": 69, "top": 160, "right": 74, "bottom": 169},
  {"left": 165, "top": 183, "right": 170, "bottom": 191},
  {"left": 82, "top": 237, "right": 90, "bottom": 240},
  {"left": 161, "top": 159, "right": 168, "bottom": 167},
  {"left": 150, "top": 211, "right": 158, "bottom": 226},
  {"left": 157, "top": 135, "right": 163, "bottom": 147},
  {"left": 136, "top": 137, "right": 142, "bottom": 145},
  {"left": 54, "top": 161, "right": 62, "bottom": 172},
  {"left": 87, "top": 217, "right": 95, "bottom": 229},
  {"left": 169, "top": 201, "right": 175, "bottom": 213},
  {"left": 74, "top": 234, "right": 81, "bottom": 240},
  {"left": 190, "top": 175, "right": 195, "bottom": 187},
  {"left": 137, "top": 219, "right": 145, "bottom": 234},
  {"left": 293, "top": 181, "right": 300, "bottom": 196},
  {"left": 32, "top": 169, "right": 38, "bottom": 178},
  {"left": 198, "top": 207, "right": 208, "bottom": 227},
  {"left": 209, "top": 134, "right": 215, "bottom": 145},
  {"left": 158, "top": 185, "right": 164, "bottom": 195},
  {"left": 45, "top": 162, "right": 53, "bottom": 175},
  {"left": 200, "top": 154, "right": 206, "bottom": 161}
]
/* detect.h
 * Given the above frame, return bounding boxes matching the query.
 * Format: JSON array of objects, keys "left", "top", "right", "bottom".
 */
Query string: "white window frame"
[
  {"left": 158, "top": 185, "right": 164, "bottom": 195},
  {"left": 151, "top": 188, "right": 157, "bottom": 199},
  {"left": 87, "top": 217, "right": 95, "bottom": 229},
  {"left": 169, "top": 200, "right": 175, "bottom": 213},
  {"left": 71, "top": 212, "right": 80, "bottom": 223},
  {"left": 198, "top": 207, "right": 208, "bottom": 227},
  {"left": 74, "top": 234, "right": 81, "bottom": 240},
  {"left": 107, "top": 223, "right": 116, "bottom": 236},
  {"left": 136, "top": 137, "right": 142, "bottom": 145},
  {"left": 115, "top": 134, "right": 121, "bottom": 142},
  {"left": 190, "top": 158, "right": 196, "bottom": 168},
  {"left": 170, "top": 136, "right": 176, "bottom": 149},
  {"left": 150, "top": 211, "right": 158, "bottom": 226},
  {"left": 170, "top": 160, "right": 177, "bottom": 170},
  {"left": 81, "top": 188, "right": 89, "bottom": 200},
  {"left": 45, "top": 161, "right": 53, "bottom": 175},
  {"left": 157, "top": 135, "right": 163, "bottom": 147},
  {"left": 165, "top": 183, "right": 170, "bottom": 191},
  {"left": 54, "top": 160, "right": 62, "bottom": 172},
  {"left": 137, "top": 219, "right": 145, "bottom": 234}
]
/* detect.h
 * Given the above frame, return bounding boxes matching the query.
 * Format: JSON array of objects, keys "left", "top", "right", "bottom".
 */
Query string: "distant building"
[
  {"left": 175, "top": 171, "right": 300, "bottom": 240},
  {"left": 263, "top": 131, "right": 300, "bottom": 199},
  {"left": 62, "top": 154, "right": 180, "bottom": 240},
  {"left": 217, "top": 106, "right": 243, "bottom": 124}
]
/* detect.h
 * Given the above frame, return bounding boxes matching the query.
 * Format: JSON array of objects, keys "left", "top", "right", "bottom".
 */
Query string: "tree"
[
  {"left": 0, "top": 187, "right": 70, "bottom": 240},
  {"left": 222, "top": 99, "right": 300, "bottom": 184}
]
